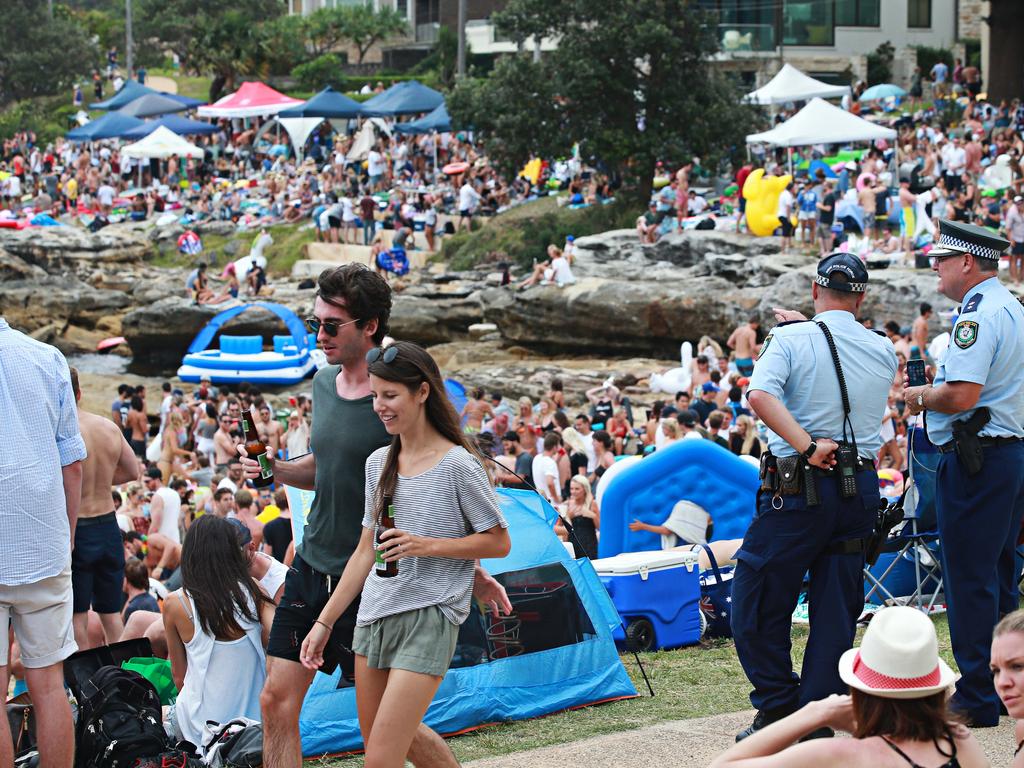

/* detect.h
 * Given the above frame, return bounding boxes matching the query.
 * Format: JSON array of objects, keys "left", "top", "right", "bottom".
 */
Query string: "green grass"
[
  {"left": 148, "top": 68, "right": 214, "bottom": 103},
  {"left": 313, "top": 613, "right": 955, "bottom": 766},
  {"left": 146, "top": 222, "right": 316, "bottom": 276},
  {"left": 441, "top": 197, "right": 640, "bottom": 271}
]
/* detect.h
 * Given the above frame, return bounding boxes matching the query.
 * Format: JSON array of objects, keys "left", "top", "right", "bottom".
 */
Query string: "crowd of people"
[{"left": 637, "top": 89, "right": 1024, "bottom": 283}]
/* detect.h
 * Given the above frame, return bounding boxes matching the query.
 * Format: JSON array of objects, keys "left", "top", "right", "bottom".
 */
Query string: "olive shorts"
[{"left": 353, "top": 606, "right": 459, "bottom": 678}]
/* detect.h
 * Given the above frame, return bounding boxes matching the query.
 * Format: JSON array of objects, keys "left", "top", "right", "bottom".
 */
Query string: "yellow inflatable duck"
[{"left": 742, "top": 168, "right": 793, "bottom": 237}]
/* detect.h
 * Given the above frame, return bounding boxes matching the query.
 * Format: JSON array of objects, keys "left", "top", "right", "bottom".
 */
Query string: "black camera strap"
[{"left": 815, "top": 321, "right": 859, "bottom": 455}]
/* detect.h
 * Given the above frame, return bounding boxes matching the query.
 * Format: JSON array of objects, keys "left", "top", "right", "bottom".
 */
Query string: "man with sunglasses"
[
  {"left": 213, "top": 411, "right": 239, "bottom": 472},
  {"left": 903, "top": 219, "right": 1024, "bottom": 728},
  {"left": 239, "top": 264, "right": 510, "bottom": 768}
]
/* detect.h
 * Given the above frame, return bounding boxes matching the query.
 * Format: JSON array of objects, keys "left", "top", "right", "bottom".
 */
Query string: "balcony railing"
[{"left": 416, "top": 22, "right": 440, "bottom": 44}]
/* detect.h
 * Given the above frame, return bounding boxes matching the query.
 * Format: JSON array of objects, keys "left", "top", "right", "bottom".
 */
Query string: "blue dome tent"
[
  {"left": 297, "top": 487, "right": 636, "bottom": 757},
  {"left": 360, "top": 80, "right": 445, "bottom": 117},
  {"left": 117, "top": 92, "right": 191, "bottom": 118},
  {"left": 177, "top": 302, "right": 318, "bottom": 386}
]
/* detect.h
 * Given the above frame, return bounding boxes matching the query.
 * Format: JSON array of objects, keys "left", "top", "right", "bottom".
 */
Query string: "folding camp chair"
[{"left": 864, "top": 427, "right": 943, "bottom": 612}]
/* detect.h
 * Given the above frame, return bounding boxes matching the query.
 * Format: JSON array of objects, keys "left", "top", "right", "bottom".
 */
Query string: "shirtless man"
[
  {"left": 460, "top": 387, "right": 494, "bottom": 433},
  {"left": 213, "top": 411, "right": 239, "bottom": 471},
  {"left": 69, "top": 368, "right": 140, "bottom": 650},
  {"left": 256, "top": 402, "right": 283, "bottom": 456},
  {"left": 125, "top": 395, "right": 149, "bottom": 458},
  {"left": 727, "top": 317, "right": 761, "bottom": 377},
  {"left": 233, "top": 489, "right": 265, "bottom": 549},
  {"left": 911, "top": 302, "right": 932, "bottom": 364}
]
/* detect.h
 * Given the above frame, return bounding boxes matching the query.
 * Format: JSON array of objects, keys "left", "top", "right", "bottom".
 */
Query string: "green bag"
[{"left": 121, "top": 657, "right": 178, "bottom": 706}]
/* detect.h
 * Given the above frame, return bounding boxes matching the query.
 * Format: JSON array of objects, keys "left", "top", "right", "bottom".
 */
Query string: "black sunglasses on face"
[
  {"left": 366, "top": 346, "right": 399, "bottom": 364},
  {"left": 306, "top": 316, "right": 360, "bottom": 337}
]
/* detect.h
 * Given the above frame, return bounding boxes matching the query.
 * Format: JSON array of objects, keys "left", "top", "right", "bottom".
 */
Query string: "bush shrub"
[
  {"left": 441, "top": 198, "right": 640, "bottom": 271},
  {"left": 914, "top": 45, "right": 953, "bottom": 78},
  {"left": 292, "top": 54, "right": 346, "bottom": 92}
]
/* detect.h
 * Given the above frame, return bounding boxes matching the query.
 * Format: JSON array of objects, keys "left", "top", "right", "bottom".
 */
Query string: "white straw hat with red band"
[{"left": 838, "top": 606, "right": 957, "bottom": 700}]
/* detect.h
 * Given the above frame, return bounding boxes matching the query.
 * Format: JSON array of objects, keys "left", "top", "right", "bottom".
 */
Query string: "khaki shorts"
[
  {"left": 0, "top": 563, "right": 77, "bottom": 668},
  {"left": 353, "top": 606, "right": 458, "bottom": 677}
]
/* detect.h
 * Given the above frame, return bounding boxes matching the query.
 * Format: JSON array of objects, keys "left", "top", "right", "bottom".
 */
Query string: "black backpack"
[{"left": 75, "top": 666, "right": 170, "bottom": 768}]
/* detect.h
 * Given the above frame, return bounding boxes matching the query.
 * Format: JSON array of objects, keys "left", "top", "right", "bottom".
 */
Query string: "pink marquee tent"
[{"left": 197, "top": 82, "right": 304, "bottom": 119}]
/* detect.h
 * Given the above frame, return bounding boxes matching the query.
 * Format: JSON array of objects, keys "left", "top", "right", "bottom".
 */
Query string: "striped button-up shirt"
[{"left": 0, "top": 318, "right": 87, "bottom": 585}]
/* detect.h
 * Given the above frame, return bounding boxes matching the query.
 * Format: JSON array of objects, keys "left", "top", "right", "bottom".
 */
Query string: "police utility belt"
[
  {"left": 754, "top": 320, "right": 878, "bottom": 558},
  {"left": 932, "top": 406, "right": 1021, "bottom": 476}
]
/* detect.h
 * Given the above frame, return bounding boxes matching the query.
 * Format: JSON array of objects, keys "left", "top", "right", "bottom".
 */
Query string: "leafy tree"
[
  {"left": 0, "top": 1, "right": 96, "bottom": 106},
  {"left": 336, "top": 4, "right": 407, "bottom": 65},
  {"left": 292, "top": 53, "right": 344, "bottom": 92},
  {"left": 450, "top": 0, "right": 757, "bottom": 202},
  {"left": 136, "top": 0, "right": 284, "bottom": 101},
  {"left": 411, "top": 25, "right": 461, "bottom": 89},
  {"left": 302, "top": 6, "right": 352, "bottom": 57}
]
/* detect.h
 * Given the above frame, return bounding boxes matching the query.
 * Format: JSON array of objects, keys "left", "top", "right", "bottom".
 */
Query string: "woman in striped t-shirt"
[{"left": 300, "top": 341, "right": 510, "bottom": 767}]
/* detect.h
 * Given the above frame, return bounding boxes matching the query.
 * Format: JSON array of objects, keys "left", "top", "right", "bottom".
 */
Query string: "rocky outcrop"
[{"left": 0, "top": 226, "right": 149, "bottom": 274}]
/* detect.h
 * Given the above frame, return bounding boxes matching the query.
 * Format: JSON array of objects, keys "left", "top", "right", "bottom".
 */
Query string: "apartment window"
[
  {"left": 908, "top": 0, "right": 931, "bottom": 28},
  {"left": 782, "top": 0, "right": 834, "bottom": 47},
  {"left": 836, "top": 0, "right": 880, "bottom": 27}
]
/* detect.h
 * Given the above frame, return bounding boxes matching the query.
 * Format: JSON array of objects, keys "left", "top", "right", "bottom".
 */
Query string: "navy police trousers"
[
  {"left": 937, "top": 441, "right": 1024, "bottom": 724},
  {"left": 731, "top": 467, "right": 878, "bottom": 712}
]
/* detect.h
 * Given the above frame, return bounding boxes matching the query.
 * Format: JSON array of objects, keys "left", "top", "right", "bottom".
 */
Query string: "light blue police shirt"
[
  {"left": 748, "top": 310, "right": 898, "bottom": 458},
  {"left": 926, "top": 276, "right": 1024, "bottom": 446}
]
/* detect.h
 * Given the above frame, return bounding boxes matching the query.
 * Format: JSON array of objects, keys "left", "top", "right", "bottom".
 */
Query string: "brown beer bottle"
[
  {"left": 375, "top": 499, "right": 398, "bottom": 578},
  {"left": 242, "top": 408, "right": 274, "bottom": 488}
]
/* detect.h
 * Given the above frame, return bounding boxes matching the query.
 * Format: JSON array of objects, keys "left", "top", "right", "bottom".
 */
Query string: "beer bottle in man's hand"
[
  {"left": 242, "top": 408, "right": 274, "bottom": 488},
  {"left": 375, "top": 499, "right": 398, "bottom": 578}
]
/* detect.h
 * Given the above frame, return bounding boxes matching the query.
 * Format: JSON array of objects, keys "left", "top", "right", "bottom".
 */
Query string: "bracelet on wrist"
[{"left": 314, "top": 618, "right": 332, "bottom": 632}]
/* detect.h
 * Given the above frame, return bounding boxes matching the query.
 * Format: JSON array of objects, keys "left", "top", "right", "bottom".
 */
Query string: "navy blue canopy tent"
[
  {"left": 66, "top": 112, "right": 145, "bottom": 141},
  {"left": 277, "top": 86, "right": 364, "bottom": 119},
  {"left": 360, "top": 80, "right": 444, "bottom": 117},
  {"left": 117, "top": 93, "right": 190, "bottom": 118},
  {"left": 394, "top": 103, "right": 451, "bottom": 135},
  {"left": 91, "top": 80, "right": 206, "bottom": 111},
  {"left": 121, "top": 114, "right": 220, "bottom": 139},
  {"left": 90, "top": 80, "right": 154, "bottom": 110}
]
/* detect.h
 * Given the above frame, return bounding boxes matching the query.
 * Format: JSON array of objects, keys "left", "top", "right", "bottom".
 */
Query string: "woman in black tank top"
[{"left": 709, "top": 607, "right": 987, "bottom": 768}]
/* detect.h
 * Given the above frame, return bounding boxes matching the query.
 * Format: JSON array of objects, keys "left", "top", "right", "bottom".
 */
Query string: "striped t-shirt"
[{"left": 358, "top": 445, "right": 508, "bottom": 627}]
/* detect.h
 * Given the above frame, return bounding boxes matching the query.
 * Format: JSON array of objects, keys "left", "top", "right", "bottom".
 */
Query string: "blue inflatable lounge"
[
  {"left": 598, "top": 440, "right": 759, "bottom": 558},
  {"left": 177, "top": 302, "right": 317, "bottom": 386},
  {"left": 298, "top": 488, "right": 636, "bottom": 757}
]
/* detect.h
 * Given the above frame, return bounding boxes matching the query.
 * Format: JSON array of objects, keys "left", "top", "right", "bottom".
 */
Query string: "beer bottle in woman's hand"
[{"left": 375, "top": 499, "right": 398, "bottom": 578}]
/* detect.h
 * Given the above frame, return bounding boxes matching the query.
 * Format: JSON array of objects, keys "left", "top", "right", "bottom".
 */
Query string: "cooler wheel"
[{"left": 625, "top": 618, "right": 655, "bottom": 652}]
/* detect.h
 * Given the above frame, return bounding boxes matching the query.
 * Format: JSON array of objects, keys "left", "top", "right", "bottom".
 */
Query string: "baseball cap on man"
[
  {"left": 701, "top": 381, "right": 720, "bottom": 393},
  {"left": 226, "top": 517, "right": 253, "bottom": 546},
  {"left": 815, "top": 251, "right": 869, "bottom": 293}
]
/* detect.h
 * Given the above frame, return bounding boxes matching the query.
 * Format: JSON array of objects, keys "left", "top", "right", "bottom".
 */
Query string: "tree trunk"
[
  {"left": 987, "top": 1, "right": 1024, "bottom": 101},
  {"left": 209, "top": 74, "right": 227, "bottom": 103}
]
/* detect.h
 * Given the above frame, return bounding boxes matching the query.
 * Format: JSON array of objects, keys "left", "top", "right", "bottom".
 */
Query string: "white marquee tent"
[
  {"left": 120, "top": 126, "right": 205, "bottom": 159},
  {"left": 745, "top": 98, "right": 896, "bottom": 147},
  {"left": 745, "top": 63, "right": 851, "bottom": 106}
]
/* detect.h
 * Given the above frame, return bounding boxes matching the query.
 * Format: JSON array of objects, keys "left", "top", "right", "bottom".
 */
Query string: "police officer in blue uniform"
[
  {"left": 732, "top": 252, "right": 897, "bottom": 740},
  {"left": 903, "top": 219, "right": 1024, "bottom": 727}
]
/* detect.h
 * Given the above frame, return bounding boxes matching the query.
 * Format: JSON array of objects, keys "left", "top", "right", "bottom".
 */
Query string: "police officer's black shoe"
[
  {"left": 798, "top": 727, "right": 835, "bottom": 741},
  {"left": 735, "top": 707, "right": 796, "bottom": 742}
]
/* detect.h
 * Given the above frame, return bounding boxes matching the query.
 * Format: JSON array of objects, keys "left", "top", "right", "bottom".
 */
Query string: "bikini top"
[{"left": 880, "top": 736, "right": 959, "bottom": 768}]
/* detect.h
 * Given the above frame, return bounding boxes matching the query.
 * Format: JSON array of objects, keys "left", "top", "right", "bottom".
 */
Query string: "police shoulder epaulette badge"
[{"left": 953, "top": 320, "right": 979, "bottom": 349}]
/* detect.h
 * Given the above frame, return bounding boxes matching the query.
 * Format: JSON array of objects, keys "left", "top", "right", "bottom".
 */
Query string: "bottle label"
[
  {"left": 257, "top": 453, "right": 273, "bottom": 479},
  {"left": 242, "top": 418, "right": 250, "bottom": 433},
  {"left": 374, "top": 532, "right": 385, "bottom": 569}
]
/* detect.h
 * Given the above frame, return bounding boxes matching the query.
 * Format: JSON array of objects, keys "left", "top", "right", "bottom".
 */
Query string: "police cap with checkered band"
[
  {"left": 815, "top": 251, "right": 869, "bottom": 293},
  {"left": 929, "top": 219, "right": 1010, "bottom": 261}
]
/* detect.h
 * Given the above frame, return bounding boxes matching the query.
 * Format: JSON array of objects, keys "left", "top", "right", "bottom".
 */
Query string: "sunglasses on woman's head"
[
  {"left": 366, "top": 346, "right": 399, "bottom": 364},
  {"left": 306, "top": 316, "right": 360, "bottom": 337}
]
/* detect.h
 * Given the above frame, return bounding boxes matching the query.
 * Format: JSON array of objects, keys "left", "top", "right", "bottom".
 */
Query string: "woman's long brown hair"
[
  {"left": 368, "top": 341, "right": 483, "bottom": 522},
  {"left": 852, "top": 689, "right": 959, "bottom": 745}
]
